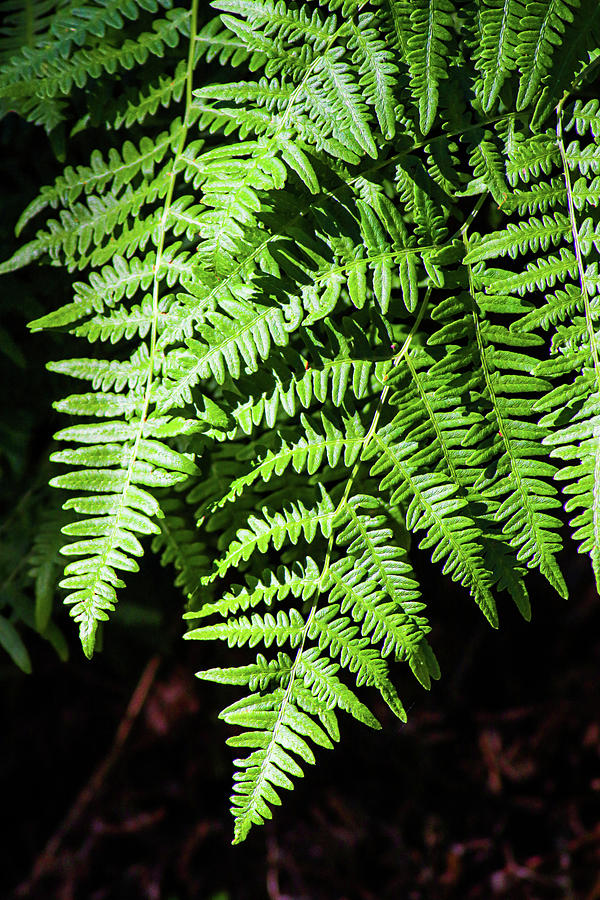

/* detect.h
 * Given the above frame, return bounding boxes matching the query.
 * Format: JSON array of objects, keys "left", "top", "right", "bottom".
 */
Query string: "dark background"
[{"left": 1, "top": 549, "right": 598, "bottom": 900}]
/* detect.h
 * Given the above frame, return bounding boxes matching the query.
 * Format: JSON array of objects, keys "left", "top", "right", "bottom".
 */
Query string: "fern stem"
[
  {"left": 265, "top": 288, "right": 431, "bottom": 767},
  {"left": 276, "top": 0, "right": 369, "bottom": 138},
  {"left": 73, "top": 0, "right": 200, "bottom": 656},
  {"left": 462, "top": 227, "right": 567, "bottom": 598},
  {"left": 126, "top": 0, "right": 199, "bottom": 465},
  {"left": 556, "top": 98, "right": 600, "bottom": 386},
  {"left": 456, "top": 194, "right": 487, "bottom": 238},
  {"left": 405, "top": 353, "right": 461, "bottom": 483},
  {"left": 556, "top": 97, "right": 600, "bottom": 589}
]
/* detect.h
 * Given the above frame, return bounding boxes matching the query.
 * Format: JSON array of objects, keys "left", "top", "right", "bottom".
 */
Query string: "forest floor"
[{"left": 1, "top": 555, "right": 599, "bottom": 900}]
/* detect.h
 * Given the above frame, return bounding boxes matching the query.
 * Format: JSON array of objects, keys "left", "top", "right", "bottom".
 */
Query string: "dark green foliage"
[{"left": 1, "top": 0, "right": 600, "bottom": 843}]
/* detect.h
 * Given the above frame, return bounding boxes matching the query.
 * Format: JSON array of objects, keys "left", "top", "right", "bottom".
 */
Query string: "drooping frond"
[
  {"left": 2, "top": 0, "right": 600, "bottom": 843},
  {"left": 516, "top": 0, "right": 581, "bottom": 111},
  {"left": 0, "top": 0, "right": 186, "bottom": 130},
  {"left": 473, "top": 0, "right": 524, "bottom": 113},
  {"left": 185, "top": 492, "right": 435, "bottom": 840},
  {"left": 402, "top": 0, "right": 456, "bottom": 136}
]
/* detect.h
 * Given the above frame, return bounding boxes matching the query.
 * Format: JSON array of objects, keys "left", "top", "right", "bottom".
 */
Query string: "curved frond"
[{"left": 3, "top": 0, "right": 600, "bottom": 843}]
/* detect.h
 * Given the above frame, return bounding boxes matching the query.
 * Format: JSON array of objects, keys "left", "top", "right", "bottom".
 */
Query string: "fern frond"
[
  {"left": 329, "top": 497, "right": 436, "bottom": 688},
  {"left": 482, "top": 248, "right": 577, "bottom": 296},
  {"left": 467, "top": 127, "right": 509, "bottom": 205},
  {"left": 366, "top": 428, "right": 498, "bottom": 624},
  {"left": 544, "top": 406, "right": 600, "bottom": 588},
  {"left": 504, "top": 127, "right": 561, "bottom": 187},
  {"left": 2, "top": 9, "right": 190, "bottom": 102},
  {"left": 206, "top": 490, "right": 336, "bottom": 584},
  {"left": 213, "top": 409, "right": 365, "bottom": 509},
  {"left": 466, "top": 213, "right": 570, "bottom": 262},
  {"left": 188, "top": 557, "right": 322, "bottom": 621},
  {"left": 516, "top": 0, "right": 580, "bottom": 110},
  {"left": 467, "top": 325, "right": 566, "bottom": 595},
  {"left": 347, "top": 11, "right": 398, "bottom": 140},
  {"left": 50, "top": 435, "right": 197, "bottom": 656},
  {"left": 530, "top": 0, "right": 600, "bottom": 129},
  {"left": 0, "top": 0, "right": 65, "bottom": 62},
  {"left": 16, "top": 122, "right": 184, "bottom": 233},
  {"left": 473, "top": 0, "right": 524, "bottom": 113},
  {"left": 5, "top": 0, "right": 600, "bottom": 844},
  {"left": 220, "top": 687, "right": 336, "bottom": 844},
  {"left": 0, "top": 0, "right": 181, "bottom": 127},
  {"left": 404, "top": 0, "right": 455, "bottom": 136}
]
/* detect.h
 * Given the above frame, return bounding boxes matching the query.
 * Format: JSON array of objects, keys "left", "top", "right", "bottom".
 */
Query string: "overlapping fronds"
[
  {"left": 0, "top": 0, "right": 189, "bottom": 130},
  {"left": 2, "top": 0, "right": 600, "bottom": 842}
]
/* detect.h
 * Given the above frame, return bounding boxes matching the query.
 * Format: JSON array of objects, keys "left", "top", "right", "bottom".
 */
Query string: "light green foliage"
[{"left": 2, "top": 0, "right": 600, "bottom": 842}]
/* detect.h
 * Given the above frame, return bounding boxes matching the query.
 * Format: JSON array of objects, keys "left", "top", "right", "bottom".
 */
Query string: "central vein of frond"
[
  {"left": 316, "top": 245, "right": 437, "bottom": 283},
  {"left": 556, "top": 98, "right": 600, "bottom": 589},
  {"left": 556, "top": 100, "right": 600, "bottom": 388},
  {"left": 463, "top": 228, "right": 565, "bottom": 594},
  {"left": 254, "top": 285, "right": 430, "bottom": 798},
  {"left": 404, "top": 353, "right": 461, "bottom": 484},
  {"left": 276, "top": 0, "right": 369, "bottom": 137},
  {"left": 89, "top": 0, "right": 199, "bottom": 613},
  {"left": 373, "top": 430, "right": 493, "bottom": 602}
]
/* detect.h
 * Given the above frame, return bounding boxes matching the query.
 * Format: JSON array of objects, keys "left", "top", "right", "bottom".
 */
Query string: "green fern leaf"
[
  {"left": 404, "top": 0, "right": 455, "bottom": 136},
  {"left": 516, "top": 0, "right": 580, "bottom": 111}
]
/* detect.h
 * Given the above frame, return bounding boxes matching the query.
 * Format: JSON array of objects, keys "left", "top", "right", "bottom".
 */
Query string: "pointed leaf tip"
[{"left": 79, "top": 618, "right": 97, "bottom": 659}]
